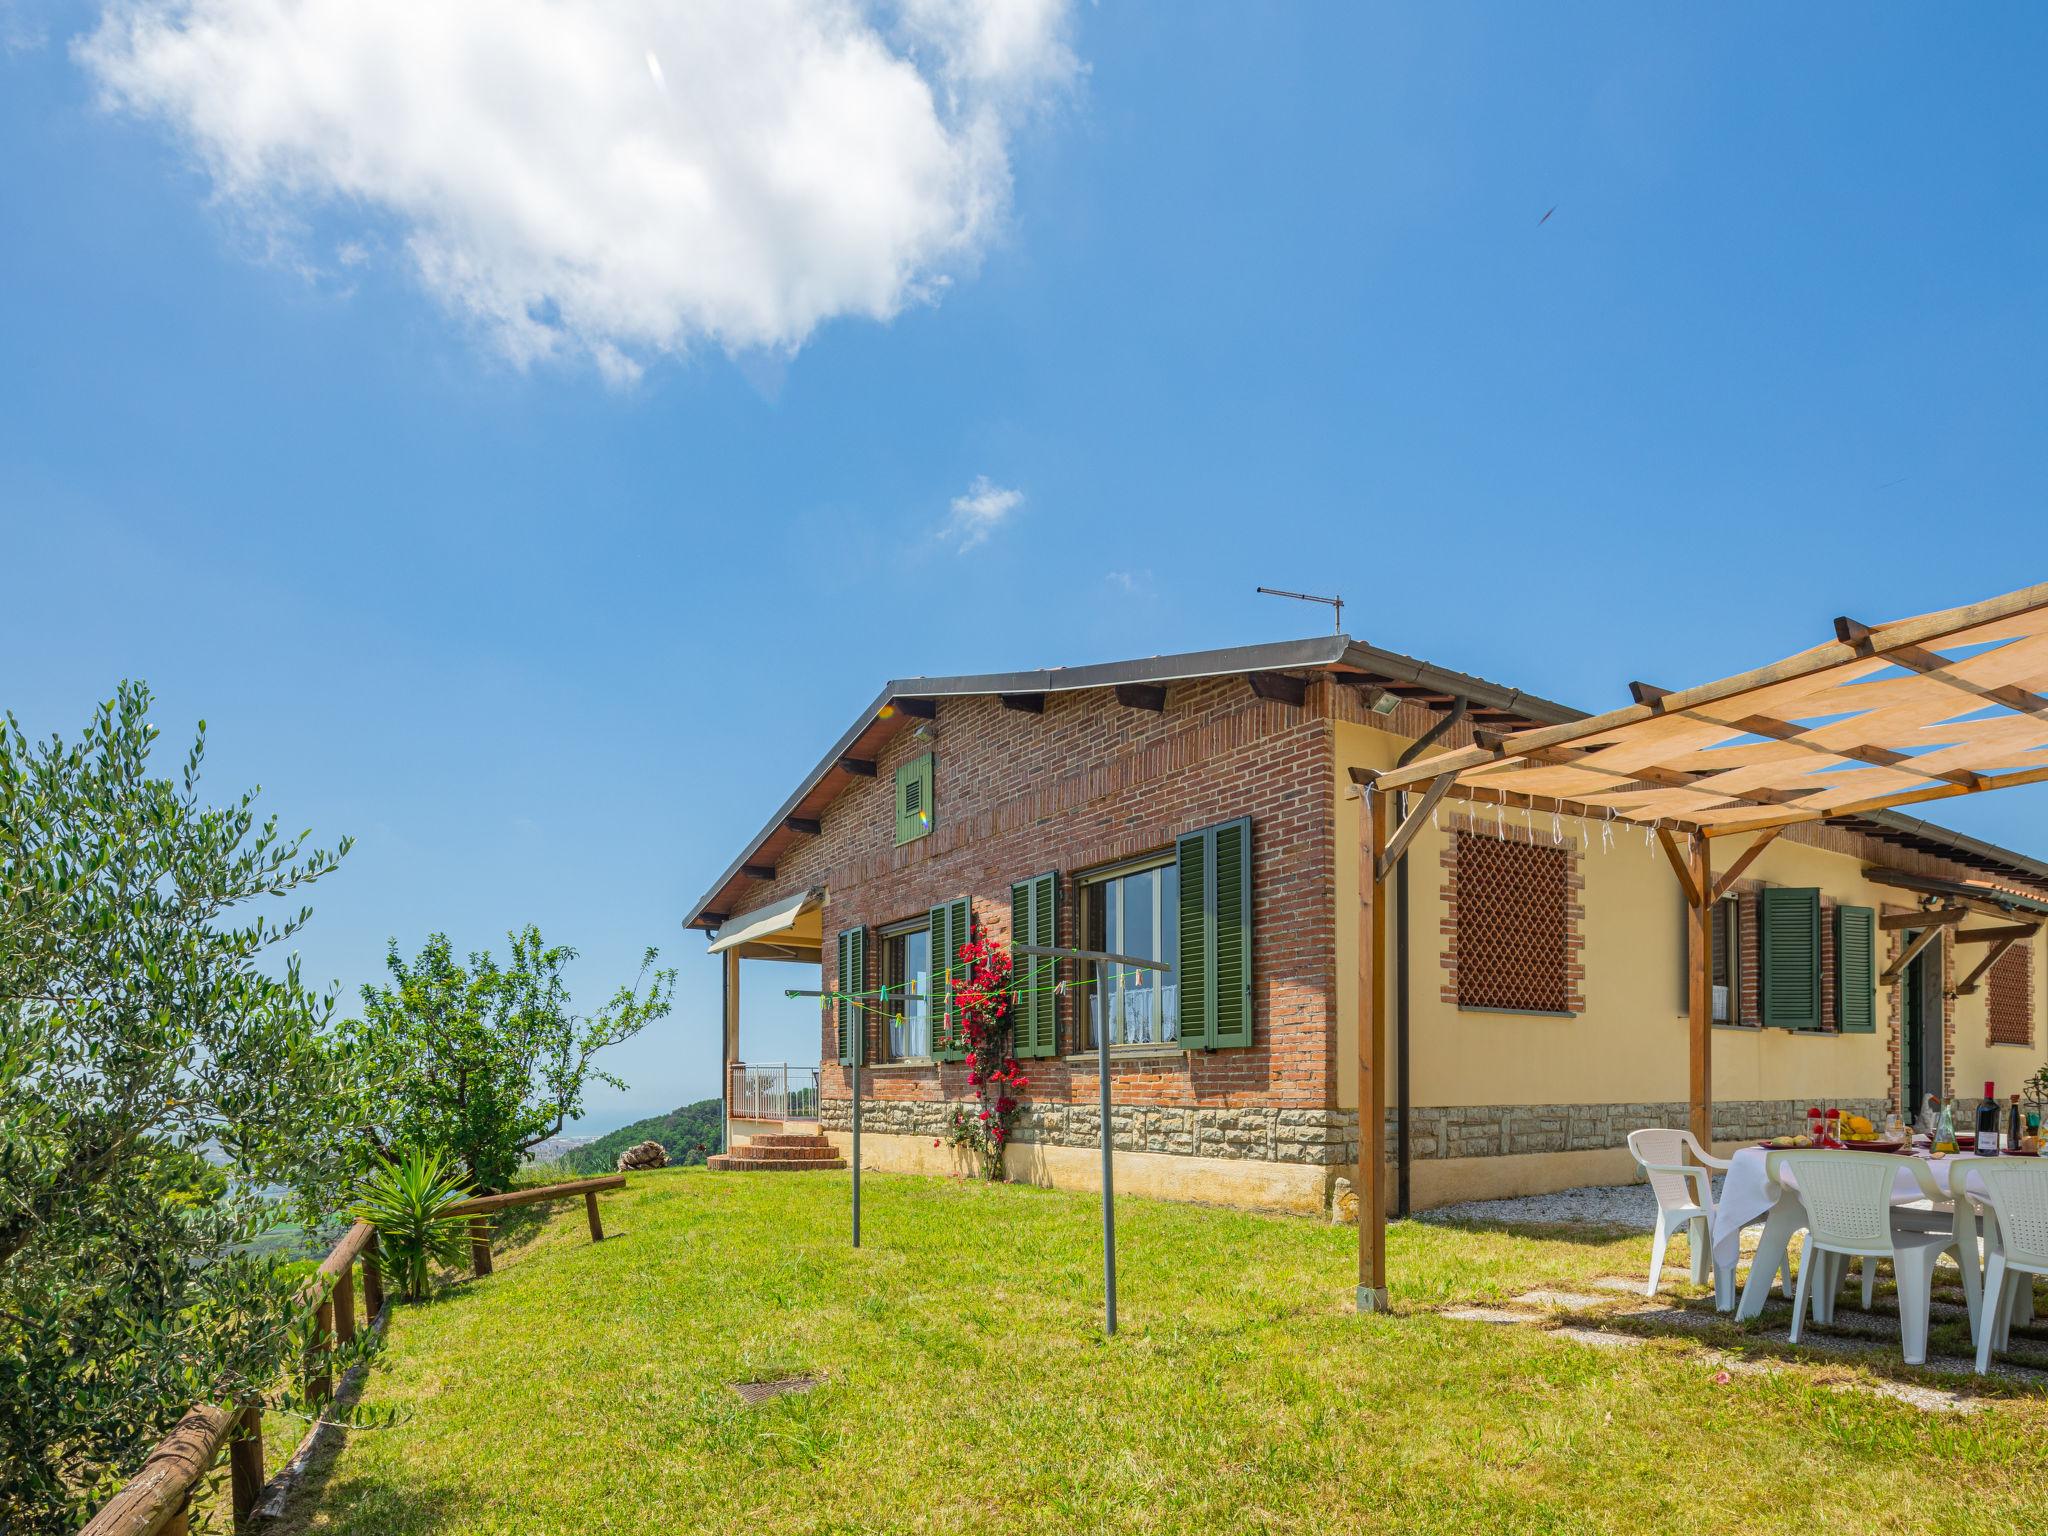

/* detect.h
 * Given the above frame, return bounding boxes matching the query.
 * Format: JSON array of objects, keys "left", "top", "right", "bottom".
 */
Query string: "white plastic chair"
[
  {"left": 1768, "top": 1150, "right": 1955, "bottom": 1365},
  {"left": 1628, "top": 1128, "right": 1729, "bottom": 1297},
  {"left": 1970, "top": 1160, "right": 2048, "bottom": 1374}
]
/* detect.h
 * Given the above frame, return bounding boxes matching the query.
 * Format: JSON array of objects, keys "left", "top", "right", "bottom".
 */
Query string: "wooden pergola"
[{"left": 1350, "top": 580, "right": 2048, "bottom": 1311}]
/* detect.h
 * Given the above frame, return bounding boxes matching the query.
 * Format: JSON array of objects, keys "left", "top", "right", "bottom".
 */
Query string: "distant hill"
[{"left": 562, "top": 1099, "right": 723, "bottom": 1174}]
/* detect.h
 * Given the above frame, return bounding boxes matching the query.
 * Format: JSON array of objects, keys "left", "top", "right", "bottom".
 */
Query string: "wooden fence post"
[
  {"left": 333, "top": 1262, "right": 356, "bottom": 1347},
  {"left": 361, "top": 1231, "right": 384, "bottom": 1320},
  {"left": 469, "top": 1216, "right": 493, "bottom": 1277},
  {"left": 585, "top": 1188, "right": 605, "bottom": 1242},
  {"left": 162, "top": 1496, "right": 191, "bottom": 1536},
  {"left": 229, "top": 1403, "right": 264, "bottom": 1527},
  {"left": 307, "top": 1292, "right": 335, "bottom": 1405}
]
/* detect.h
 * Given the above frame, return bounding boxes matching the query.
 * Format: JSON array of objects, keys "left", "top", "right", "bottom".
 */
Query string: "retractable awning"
[{"left": 706, "top": 888, "right": 823, "bottom": 961}]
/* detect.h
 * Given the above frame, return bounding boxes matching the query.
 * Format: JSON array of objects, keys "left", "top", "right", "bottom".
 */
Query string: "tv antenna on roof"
[{"left": 1256, "top": 586, "right": 1343, "bottom": 633}]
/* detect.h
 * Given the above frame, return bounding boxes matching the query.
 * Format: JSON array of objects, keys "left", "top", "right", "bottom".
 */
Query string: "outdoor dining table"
[{"left": 1711, "top": 1144, "right": 1998, "bottom": 1322}]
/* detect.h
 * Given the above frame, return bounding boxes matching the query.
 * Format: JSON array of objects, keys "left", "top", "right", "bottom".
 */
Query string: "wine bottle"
[
  {"left": 2010, "top": 1093, "right": 2025, "bottom": 1155},
  {"left": 1976, "top": 1081, "right": 2003, "bottom": 1156}
]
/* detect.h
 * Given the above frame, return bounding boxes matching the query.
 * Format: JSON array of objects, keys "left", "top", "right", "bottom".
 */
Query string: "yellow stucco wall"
[
  {"left": 1332, "top": 719, "right": 2048, "bottom": 1117},
  {"left": 1949, "top": 924, "right": 2047, "bottom": 1112}
]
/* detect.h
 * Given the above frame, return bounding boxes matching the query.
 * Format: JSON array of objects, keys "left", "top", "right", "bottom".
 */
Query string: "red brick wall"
[{"left": 725, "top": 676, "right": 1340, "bottom": 1113}]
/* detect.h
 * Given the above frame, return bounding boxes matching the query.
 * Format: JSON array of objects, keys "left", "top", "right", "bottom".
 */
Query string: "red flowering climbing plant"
[{"left": 939, "top": 920, "right": 1029, "bottom": 1180}]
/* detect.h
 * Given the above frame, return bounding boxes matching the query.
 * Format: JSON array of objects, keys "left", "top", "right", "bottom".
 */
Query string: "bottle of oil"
[{"left": 1933, "top": 1098, "right": 1958, "bottom": 1156}]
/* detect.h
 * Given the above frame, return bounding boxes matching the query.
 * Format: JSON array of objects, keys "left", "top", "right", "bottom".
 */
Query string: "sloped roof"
[{"left": 686, "top": 622, "right": 2048, "bottom": 933}]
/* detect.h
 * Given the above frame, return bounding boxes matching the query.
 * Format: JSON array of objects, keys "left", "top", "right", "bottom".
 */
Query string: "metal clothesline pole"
[
  {"left": 787, "top": 987, "right": 861, "bottom": 1247},
  {"left": 1016, "top": 943, "right": 1175, "bottom": 1338}
]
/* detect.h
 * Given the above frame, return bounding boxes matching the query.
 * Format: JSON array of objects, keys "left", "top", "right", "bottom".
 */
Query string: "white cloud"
[
  {"left": 943, "top": 475, "right": 1022, "bottom": 550},
  {"left": 78, "top": 0, "right": 1075, "bottom": 378}
]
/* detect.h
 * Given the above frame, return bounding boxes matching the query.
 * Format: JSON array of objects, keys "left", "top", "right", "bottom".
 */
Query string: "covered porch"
[{"left": 706, "top": 886, "right": 825, "bottom": 1149}]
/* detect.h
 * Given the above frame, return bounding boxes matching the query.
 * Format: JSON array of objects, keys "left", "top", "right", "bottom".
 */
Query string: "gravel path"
[{"left": 1419, "top": 1181, "right": 1686, "bottom": 1232}]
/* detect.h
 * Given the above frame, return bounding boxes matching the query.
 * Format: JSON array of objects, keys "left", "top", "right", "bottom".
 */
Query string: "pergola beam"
[
  {"left": 1955, "top": 931, "right": 2033, "bottom": 995},
  {"left": 1710, "top": 827, "right": 1782, "bottom": 902},
  {"left": 1377, "top": 580, "right": 2048, "bottom": 797},
  {"left": 1837, "top": 616, "right": 2048, "bottom": 717},
  {"left": 1954, "top": 922, "right": 2041, "bottom": 945},
  {"left": 1658, "top": 829, "right": 1701, "bottom": 909},
  {"left": 1376, "top": 771, "right": 1456, "bottom": 883},
  {"left": 1879, "top": 907, "right": 1962, "bottom": 931},
  {"left": 1881, "top": 920, "right": 1954, "bottom": 985}
]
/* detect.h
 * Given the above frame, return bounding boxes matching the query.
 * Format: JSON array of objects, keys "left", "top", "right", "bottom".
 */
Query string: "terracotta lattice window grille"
[
  {"left": 1452, "top": 831, "right": 1576, "bottom": 1015},
  {"left": 1987, "top": 943, "right": 2034, "bottom": 1047}
]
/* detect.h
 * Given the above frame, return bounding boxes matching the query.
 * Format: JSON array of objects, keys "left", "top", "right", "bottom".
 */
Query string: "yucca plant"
[{"left": 355, "top": 1150, "right": 473, "bottom": 1300}]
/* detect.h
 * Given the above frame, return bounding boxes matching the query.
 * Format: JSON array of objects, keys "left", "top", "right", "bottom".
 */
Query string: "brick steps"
[{"left": 708, "top": 1130, "right": 846, "bottom": 1172}]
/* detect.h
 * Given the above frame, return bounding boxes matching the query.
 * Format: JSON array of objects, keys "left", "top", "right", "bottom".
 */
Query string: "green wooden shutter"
[
  {"left": 1175, "top": 818, "right": 1253, "bottom": 1051},
  {"left": 895, "top": 753, "right": 934, "bottom": 845},
  {"left": 1760, "top": 887, "right": 1821, "bottom": 1031},
  {"left": 1835, "top": 904, "right": 1876, "bottom": 1032},
  {"left": 1176, "top": 828, "right": 1211, "bottom": 1048},
  {"left": 1010, "top": 872, "right": 1059, "bottom": 1058},
  {"left": 930, "top": 897, "right": 971, "bottom": 1060},
  {"left": 834, "top": 926, "right": 867, "bottom": 1065}
]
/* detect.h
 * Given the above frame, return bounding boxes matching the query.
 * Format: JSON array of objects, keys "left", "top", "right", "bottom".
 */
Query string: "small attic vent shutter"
[{"left": 895, "top": 754, "right": 934, "bottom": 846}]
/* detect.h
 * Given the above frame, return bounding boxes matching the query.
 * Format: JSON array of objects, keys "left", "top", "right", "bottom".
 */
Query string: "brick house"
[{"left": 685, "top": 636, "right": 2048, "bottom": 1216}]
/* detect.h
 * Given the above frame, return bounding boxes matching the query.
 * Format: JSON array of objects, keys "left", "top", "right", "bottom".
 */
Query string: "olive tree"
[
  {"left": 0, "top": 684, "right": 353, "bottom": 1531},
  {"left": 342, "top": 928, "right": 674, "bottom": 1193}
]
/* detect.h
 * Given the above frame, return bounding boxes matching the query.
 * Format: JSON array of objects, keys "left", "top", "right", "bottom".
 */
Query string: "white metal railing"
[{"left": 729, "top": 1061, "right": 820, "bottom": 1122}]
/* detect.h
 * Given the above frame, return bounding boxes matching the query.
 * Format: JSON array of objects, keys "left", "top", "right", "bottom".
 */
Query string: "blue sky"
[{"left": 4, "top": 4, "right": 2046, "bottom": 1132}]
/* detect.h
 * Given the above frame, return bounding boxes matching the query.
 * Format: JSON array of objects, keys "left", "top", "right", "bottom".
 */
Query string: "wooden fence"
[{"left": 76, "top": 1175, "right": 626, "bottom": 1536}]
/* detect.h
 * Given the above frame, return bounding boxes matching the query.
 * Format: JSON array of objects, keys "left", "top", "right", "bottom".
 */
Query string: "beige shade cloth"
[
  {"left": 1375, "top": 581, "right": 2048, "bottom": 837},
  {"left": 706, "top": 888, "right": 823, "bottom": 959}
]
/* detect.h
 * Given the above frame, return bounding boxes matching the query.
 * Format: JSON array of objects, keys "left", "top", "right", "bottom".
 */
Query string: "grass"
[{"left": 274, "top": 1168, "right": 2048, "bottom": 1535}]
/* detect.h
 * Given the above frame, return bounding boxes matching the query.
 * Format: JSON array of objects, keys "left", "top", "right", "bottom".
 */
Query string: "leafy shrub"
[{"left": 355, "top": 1151, "right": 473, "bottom": 1301}]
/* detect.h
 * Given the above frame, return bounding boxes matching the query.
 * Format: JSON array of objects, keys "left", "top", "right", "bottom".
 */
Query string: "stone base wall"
[
  {"left": 823, "top": 1095, "right": 1895, "bottom": 1171},
  {"left": 822, "top": 1098, "right": 1351, "bottom": 1165},
  {"left": 1375, "top": 1096, "right": 1896, "bottom": 1164}
]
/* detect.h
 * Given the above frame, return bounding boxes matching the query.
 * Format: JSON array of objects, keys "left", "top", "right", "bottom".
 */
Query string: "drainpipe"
[{"left": 1394, "top": 696, "right": 1466, "bottom": 1218}]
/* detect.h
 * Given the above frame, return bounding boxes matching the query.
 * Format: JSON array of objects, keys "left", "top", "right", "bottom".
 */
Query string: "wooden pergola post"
[
  {"left": 721, "top": 948, "right": 741, "bottom": 1156},
  {"left": 1687, "top": 834, "right": 1714, "bottom": 1147},
  {"left": 1658, "top": 828, "right": 1715, "bottom": 1147},
  {"left": 1356, "top": 783, "right": 1391, "bottom": 1312}
]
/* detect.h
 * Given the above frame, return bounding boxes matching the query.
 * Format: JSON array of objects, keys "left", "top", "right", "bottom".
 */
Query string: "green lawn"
[{"left": 278, "top": 1168, "right": 2048, "bottom": 1535}]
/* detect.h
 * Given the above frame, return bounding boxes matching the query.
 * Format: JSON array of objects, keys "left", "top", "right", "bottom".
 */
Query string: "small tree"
[
  {"left": 0, "top": 684, "right": 352, "bottom": 1532},
  {"left": 342, "top": 928, "right": 675, "bottom": 1192}
]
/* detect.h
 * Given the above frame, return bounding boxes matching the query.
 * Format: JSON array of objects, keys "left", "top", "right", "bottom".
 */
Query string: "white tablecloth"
[{"left": 1710, "top": 1145, "right": 1988, "bottom": 1271}]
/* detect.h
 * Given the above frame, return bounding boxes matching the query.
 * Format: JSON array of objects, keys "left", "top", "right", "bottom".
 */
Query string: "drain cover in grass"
[{"left": 732, "top": 1375, "right": 822, "bottom": 1405}]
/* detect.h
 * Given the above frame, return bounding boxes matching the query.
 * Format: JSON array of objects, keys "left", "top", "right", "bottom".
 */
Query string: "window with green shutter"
[
  {"left": 895, "top": 753, "right": 934, "bottom": 846},
  {"left": 928, "top": 896, "right": 972, "bottom": 1060},
  {"left": 834, "top": 926, "right": 867, "bottom": 1065},
  {"left": 1835, "top": 904, "right": 1876, "bottom": 1032},
  {"left": 1760, "top": 887, "right": 1822, "bottom": 1031},
  {"left": 1010, "top": 872, "right": 1059, "bottom": 1058},
  {"left": 1175, "top": 817, "right": 1253, "bottom": 1051}
]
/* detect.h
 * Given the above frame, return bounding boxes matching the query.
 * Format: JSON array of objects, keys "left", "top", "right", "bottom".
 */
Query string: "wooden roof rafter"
[{"left": 1373, "top": 581, "right": 2048, "bottom": 854}]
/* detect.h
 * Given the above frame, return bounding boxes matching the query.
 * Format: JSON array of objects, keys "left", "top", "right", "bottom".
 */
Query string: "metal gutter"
[{"left": 685, "top": 636, "right": 2048, "bottom": 931}]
